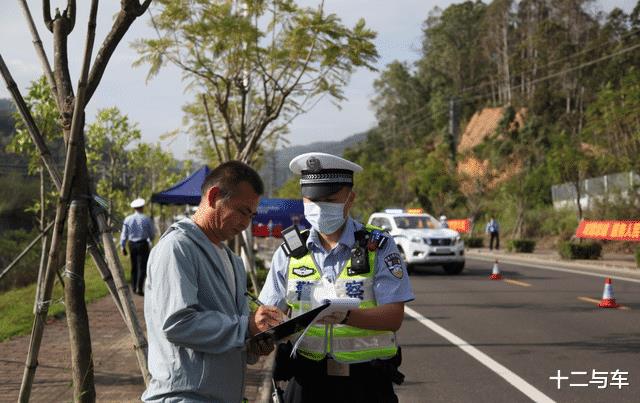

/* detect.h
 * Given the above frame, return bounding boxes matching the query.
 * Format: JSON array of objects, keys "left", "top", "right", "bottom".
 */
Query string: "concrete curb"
[
  {"left": 256, "top": 350, "right": 276, "bottom": 403},
  {"left": 466, "top": 250, "right": 639, "bottom": 276}
]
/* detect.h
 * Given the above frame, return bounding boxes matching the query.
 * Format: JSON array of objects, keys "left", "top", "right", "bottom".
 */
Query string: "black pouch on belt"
[
  {"left": 273, "top": 342, "right": 295, "bottom": 381},
  {"left": 370, "top": 347, "right": 405, "bottom": 385}
]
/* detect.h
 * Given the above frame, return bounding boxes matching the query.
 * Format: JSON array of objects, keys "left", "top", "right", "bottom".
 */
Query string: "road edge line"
[
  {"left": 404, "top": 306, "right": 555, "bottom": 403},
  {"left": 468, "top": 255, "right": 640, "bottom": 284}
]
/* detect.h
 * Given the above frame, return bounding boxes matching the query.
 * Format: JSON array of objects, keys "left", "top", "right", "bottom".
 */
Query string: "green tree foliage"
[
  {"left": 274, "top": 175, "right": 301, "bottom": 199},
  {"left": 128, "top": 142, "right": 185, "bottom": 202},
  {"left": 411, "top": 143, "right": 465, "bottom": 216},
  {"left": 349, "top": 1, "right": 639, "bottom": 240},
  {"left": 370, "top": 61, "right": 432, "bottom": 148},
  {"left": 418, "top": 1, "right": 487, "bottom": 120},
  {"left": 134, "top": 0, "right": 378, "bottom": 164},
  {"left": 86, "top": 108, "right": 142, "bottom": 223},
  {"left": 584, "top": 68, "right": 640, "bottom": 173},
  {"left": 8, "top": 77, "right": 62, "bottom": 171},
  {"left": 6, "top": 77, "right": 63, "bottom": 223}
]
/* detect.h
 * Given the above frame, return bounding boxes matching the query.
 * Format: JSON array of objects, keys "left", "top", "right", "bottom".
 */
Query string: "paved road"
[{"left": 396, "top": 258, "right": 640, "bottom": 403}]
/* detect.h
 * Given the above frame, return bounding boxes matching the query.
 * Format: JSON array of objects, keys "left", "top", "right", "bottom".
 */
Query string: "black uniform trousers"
[
  {"left": 128, "top": 240, "right": 150, "bottom": 293},
  {"left": 282, "top": 356, "right": 398, "bottom": 403},
  {"left": 489, "top": 231, "right": 500, "bottom": 250}
]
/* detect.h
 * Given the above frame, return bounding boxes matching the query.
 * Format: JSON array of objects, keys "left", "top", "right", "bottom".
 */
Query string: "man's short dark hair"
[{"left": 201, "top": 160, "right": 264, "bottom": 199}]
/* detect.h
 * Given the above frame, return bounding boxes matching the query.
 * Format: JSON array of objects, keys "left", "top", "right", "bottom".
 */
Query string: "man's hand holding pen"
[
  {"left": 250, "top": 305, "right": 285, "bottom": 334},
  {"left": 247, "top": 295, "right": 286, "bottom": 357}
]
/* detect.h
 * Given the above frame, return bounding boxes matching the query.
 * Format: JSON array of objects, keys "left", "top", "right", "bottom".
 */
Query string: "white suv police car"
[{"left": 368, "top": 209, "right": 465, "bottom": 275}]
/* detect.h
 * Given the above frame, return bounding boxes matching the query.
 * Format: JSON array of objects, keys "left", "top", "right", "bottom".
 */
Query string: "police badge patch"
[
  {"left": 306, "top": 157, "right": 322, "bottom": 172},
  {"left": 384, "top": 253, "right": 404, "bottom": 279},
  {"left": 292, "top": 266, "right": 315, "bottom": 277}
]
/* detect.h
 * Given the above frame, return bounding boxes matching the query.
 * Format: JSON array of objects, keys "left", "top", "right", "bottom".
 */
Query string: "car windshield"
[{"left": 394, "top": 215, "right": 439, "bottom": 229}]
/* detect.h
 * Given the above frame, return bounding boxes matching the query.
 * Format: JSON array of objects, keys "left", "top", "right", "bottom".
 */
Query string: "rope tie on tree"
[
  {"left": 63, "top": 269, "right": 84, "bottom": 283},
  {"left": 36, "top": 297, "right": 65, "bottom": 313}
]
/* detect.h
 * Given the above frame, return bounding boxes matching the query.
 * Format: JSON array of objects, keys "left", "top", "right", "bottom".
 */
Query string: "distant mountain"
[
  {"left": 260, "top": 131, "right": 368, "bottom": 196},
  {"left": 0, "top": 99, "right": 26, "bottom": 175},
  {"left": 0, "top": 98, "right": 14, "bottom": 135}
]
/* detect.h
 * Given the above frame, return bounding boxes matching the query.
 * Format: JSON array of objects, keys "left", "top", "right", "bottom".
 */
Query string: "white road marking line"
[
  {"left": 469, "top": 256, "right": 640, "bottom": 284},
  {"left": 405, "top": 306, "right": 555, "bottom": 403},
  {"left": 503, "top": 279, "right": 532, "bottom": 287}
]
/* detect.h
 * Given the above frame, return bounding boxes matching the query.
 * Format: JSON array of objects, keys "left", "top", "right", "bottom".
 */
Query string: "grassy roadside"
[{"left": 0, "top": 249, "right": 131, "bottom": 342}]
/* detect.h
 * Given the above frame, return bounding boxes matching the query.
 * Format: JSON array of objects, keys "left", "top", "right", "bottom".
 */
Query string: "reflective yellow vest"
[{"left": 285, "top": 226, "right": 398, "bottom": 363}]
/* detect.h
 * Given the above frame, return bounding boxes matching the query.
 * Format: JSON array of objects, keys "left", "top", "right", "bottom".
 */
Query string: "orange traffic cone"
[
  {"left": 489, "top": 260, "right": 502, "bottom": 280},
  {"left": 598, "top": 278, "right": 619, "bottom": 308}
]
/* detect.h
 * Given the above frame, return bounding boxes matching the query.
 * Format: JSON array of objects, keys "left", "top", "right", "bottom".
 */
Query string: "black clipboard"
[{"left": 250, "top": 302, "right": 330, "bottom": 342}]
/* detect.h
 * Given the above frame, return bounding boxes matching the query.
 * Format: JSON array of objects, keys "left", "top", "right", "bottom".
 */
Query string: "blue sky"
[{"left": 0, "top": 0, "right": 636, "bottom": 161}]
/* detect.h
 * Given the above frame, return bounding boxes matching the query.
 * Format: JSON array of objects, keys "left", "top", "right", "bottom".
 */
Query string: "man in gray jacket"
[{"left": 142, "top": 161, "right": 284, "bottom": 402}]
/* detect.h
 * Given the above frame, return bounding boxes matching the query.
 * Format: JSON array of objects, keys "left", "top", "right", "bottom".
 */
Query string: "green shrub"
[
  {"left": 558, "top": 241, "right": 602, "bottom": 260},
  {"left": 635, "top": 247, "right": 640, "bottom": 269},
  {"left": 463, "top": 236, "right": 484, "bottom": 248},
  {"left": 0, "top": 229, "right": 42, "bottom": 292},
  {"left": 507, "top": 239, "right": 536, "bottom": 253}
]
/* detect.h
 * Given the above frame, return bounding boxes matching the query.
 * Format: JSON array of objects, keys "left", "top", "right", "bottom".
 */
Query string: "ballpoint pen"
[
  {"left": 244, "top": 291, "right": 264, "bottom": 306},
  {"left": 245, "top": 292, "right": 288, "bottom": 324}
]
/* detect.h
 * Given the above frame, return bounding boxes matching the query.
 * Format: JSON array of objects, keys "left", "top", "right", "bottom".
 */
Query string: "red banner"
[
  {"left": 575, "top": 220, "right": 640, "bottom": 241},
  {"left": 448, "top": 219, "right": 471, "bottom": 234}
]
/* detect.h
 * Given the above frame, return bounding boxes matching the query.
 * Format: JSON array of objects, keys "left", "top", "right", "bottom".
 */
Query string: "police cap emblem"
[{"left": 306, "top": 157, "right": 322, "bottom": 172}]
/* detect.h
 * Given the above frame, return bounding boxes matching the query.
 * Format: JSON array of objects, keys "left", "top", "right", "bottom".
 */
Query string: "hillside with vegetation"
[{"left": 335, "top": 0, "right": 640, "bottom": 247}]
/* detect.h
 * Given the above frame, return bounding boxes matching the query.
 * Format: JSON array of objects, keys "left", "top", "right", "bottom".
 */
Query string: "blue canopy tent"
[
  {"left": 151, "top": 165, "right": 211, "bottom": 205},
  {"left": 151, "top": 167, "right": 307, "bottom": 238},
  {"left": 252, "top": 198, "right": 309, "bottom": 238}
]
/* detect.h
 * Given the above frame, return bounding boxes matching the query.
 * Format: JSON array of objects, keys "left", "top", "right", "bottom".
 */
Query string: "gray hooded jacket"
[{"left": 142, "top": 219, "right": 250, "bottom": 402}]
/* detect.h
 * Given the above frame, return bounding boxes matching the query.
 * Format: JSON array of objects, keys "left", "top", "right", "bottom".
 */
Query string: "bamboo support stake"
[
  {"left": 0, "top": 221, "right": 54, "bottom": 281},
  {"left": 17, "top": 0, "right": 59, "bottom": 104},
  {"left": 94, "top": 213, "right": 151, "bottom": 384}
]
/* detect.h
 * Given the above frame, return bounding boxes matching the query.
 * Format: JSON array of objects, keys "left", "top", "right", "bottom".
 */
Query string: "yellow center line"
[
  {"left": 577, "top": 296, "right": 630, "bottom": 310},
  {"left": 503, "top": 279, "right": 532, "bottom": 287}
]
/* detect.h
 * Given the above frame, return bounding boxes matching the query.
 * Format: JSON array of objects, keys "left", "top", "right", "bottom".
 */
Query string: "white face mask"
[{"left": 303, "top": 201, "right": 346, "bottom": 234}]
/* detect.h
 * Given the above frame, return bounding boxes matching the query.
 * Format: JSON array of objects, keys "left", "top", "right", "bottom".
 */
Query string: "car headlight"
[
  {"left": 424, "top": 238, "right": 432, "bottom": 245},
  {"left": 410, "top": 236, "right": 423, "bottom": 244},
  {"left": 454, "top": 236, "right": 461, "bottom": 244}
]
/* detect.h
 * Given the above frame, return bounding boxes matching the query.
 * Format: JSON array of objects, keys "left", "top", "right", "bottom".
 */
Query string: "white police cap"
[
  {"left": 289, "top": 152, "right": 362, "bottom": 199},
  {"left": 130, "top": 198, "right": 145, "bottom": 208}
]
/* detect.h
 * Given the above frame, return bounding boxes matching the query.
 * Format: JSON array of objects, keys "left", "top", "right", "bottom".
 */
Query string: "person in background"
[
  {"left": 486, "top": 217, "right": 500, "bottom": 251},
  {"left": 439, "top": 215, "right": 449, "bottom": 229},
  {"left": 121, "top": 198, "right": 155, "bottom": 296},
  {"left": 142, "top": 161, "right": 284, "bottom": 402}
]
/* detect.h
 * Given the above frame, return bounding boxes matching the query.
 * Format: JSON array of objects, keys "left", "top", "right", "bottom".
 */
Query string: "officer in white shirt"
[
  {"left": 120, "top": 198, "right": 155, "bottom": 295},
  {"left": 260, "top": 152, "right": 414, "bottom": 403}
]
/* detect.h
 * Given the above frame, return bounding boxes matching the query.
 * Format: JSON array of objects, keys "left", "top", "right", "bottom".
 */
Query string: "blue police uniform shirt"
[
  {"left": 486, "top": 220, "right": 500, "bottom": 233},
  {"left": 259, "top": 217, "right": 414, "bottom": 311},
  {"left": 120, "top": 212, "right": 156, "bottom": 248}
]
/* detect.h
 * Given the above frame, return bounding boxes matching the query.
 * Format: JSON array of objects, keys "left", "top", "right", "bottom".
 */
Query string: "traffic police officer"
[
  {"left": 259, "top": 152, "right": 414, "bottom": 403},
  {"left": 120, "top": 198, "right": 155, "bottom": 295}
]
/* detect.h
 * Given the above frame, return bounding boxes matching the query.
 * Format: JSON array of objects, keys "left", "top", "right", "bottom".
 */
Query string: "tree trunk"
[
  {"left": 501, "top": 11, "right": 511, "bottom": 105},
  {"left": 51, "top": 7, "right": 97, "bottom": 397},
  {"left": 574, "top": 180, "right": 583, "bottom": 220},
  {"left": 64, "top": 196, "right": 96, "bottom": 402}
]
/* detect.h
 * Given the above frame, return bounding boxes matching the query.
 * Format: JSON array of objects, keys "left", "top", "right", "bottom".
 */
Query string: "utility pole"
[
  {"left": 270, "top": 148, "right": 277, "bottom": 197},
  {"left": 448, "top": 98, "right": 459, "bottom": 164}
]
